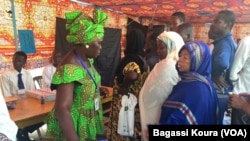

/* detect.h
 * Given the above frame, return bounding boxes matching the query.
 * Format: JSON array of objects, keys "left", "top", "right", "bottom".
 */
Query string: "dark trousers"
[
  {"left": 214, "top": 82, "right": 232, "bottom": 124},
  {"left": 17, "top": 122, "right": 44, "bottom": 141},
  {"left": 217, "top": 95, "right": 229, "bottom": 124}
]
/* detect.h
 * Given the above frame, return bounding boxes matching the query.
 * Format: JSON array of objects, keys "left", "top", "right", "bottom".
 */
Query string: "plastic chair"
[{"left": 33, "top": 76, "right": 43, "bottom": 89}]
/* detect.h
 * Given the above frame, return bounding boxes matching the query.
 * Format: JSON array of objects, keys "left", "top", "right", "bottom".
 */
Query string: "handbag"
[{"left": 117, "top": 92, "right": 137, "bottom": 137}]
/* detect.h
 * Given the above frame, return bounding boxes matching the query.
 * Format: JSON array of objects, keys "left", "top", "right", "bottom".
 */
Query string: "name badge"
[
  {"left": 18, "top": 89, "right": 25, "bottom": 94},
  {"left": 95, "top": 97, "right": 99, "bottom": 111}
]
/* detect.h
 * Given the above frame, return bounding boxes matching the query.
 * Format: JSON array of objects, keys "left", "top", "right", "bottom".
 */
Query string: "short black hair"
[
  {"left": 171, "top": 12, "right": 186, "bottom": 23},
  {"left": 177, "top": 23, "right": 194, "bottom": 35},
  {"left": 14, "top": 51, "right": 27, "bottom": 61},
  {"left": 218, "top": 10, "right": 235, "bottom": 30}
]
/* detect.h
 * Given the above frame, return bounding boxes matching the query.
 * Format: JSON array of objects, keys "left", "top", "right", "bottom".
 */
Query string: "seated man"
[
  {"left": 1, "top": 51, "right": 35, "bottom": 97},
  {"left": 0, "top": 51, "right": 42, "bottom": 141},
  {"left": 42, "top": 50, "right": 62, "bottom": 88}
]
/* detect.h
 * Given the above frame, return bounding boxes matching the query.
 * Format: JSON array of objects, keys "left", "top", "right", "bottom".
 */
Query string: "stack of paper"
[{"left": 26, "top": 88, "right": 56, "bottom": 102}]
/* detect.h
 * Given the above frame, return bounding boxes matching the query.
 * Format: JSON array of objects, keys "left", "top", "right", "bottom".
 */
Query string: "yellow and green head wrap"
[{"left": 65, "top": 10, "right": 108, "bottom": 45}]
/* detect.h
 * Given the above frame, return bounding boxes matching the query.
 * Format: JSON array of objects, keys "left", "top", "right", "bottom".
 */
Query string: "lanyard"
[{"left": 73, "top": 50, "right": 98, "bottom": 91}]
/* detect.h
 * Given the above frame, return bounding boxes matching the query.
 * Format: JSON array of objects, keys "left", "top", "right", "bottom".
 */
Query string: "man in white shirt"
[
  {"left": 1, "top": 51, "right": 35, "bottom": 97},
  {"left": 42, "top": 50, "right": 62, "bottom": 88},
  {"left": 230, "top": 36, "right": 250, "bottom": 124}
]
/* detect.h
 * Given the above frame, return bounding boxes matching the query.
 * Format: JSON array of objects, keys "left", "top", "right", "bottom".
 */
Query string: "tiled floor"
[{"left": 28, "top": 124, "right": 47, "bottom": 141}]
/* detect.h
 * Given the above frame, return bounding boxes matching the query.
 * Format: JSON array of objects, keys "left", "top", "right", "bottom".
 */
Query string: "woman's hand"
[
  {"left": 239, "top": 93, "right": 250, "bottom": 104},
  {"left": 100, "top": 87, "right": 109, "bottom": 97},
  {"left": 118, "top": 87, "right": 129, "bottom": 95},
  {"left": 229, "top": 93, "right": 249, "bottom": 110},
  {"left": 212, "top": 75, "right": 228, "bottom": 90}
]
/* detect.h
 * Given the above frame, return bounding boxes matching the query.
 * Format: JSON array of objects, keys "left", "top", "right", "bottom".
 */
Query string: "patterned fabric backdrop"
[
  {"left": 0, "top": 0, "right": 250, "bottom": 72},
  {"left": 0, "top": 0, "right": 127, "bottom": 72}
]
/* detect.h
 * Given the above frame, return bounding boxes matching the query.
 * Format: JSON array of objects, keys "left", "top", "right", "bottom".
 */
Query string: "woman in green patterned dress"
[{"left": 45, "top": 10, "right": 108, "bottom": 141}]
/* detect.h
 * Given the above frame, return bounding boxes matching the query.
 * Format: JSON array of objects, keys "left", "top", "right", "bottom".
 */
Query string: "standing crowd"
[{"left": 106, "top": 9, "right": 250, "bottom": 141}]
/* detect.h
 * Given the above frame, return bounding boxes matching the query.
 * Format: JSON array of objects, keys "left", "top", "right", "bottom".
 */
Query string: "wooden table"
[
  {"left": 8, "top": 97, "right": 54, "bottom": 128},
  {"left": 8, "top": 86, "right": 113, "bottom": 128}
]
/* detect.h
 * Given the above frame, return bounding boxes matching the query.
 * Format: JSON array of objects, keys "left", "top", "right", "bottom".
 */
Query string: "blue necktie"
[{"left": 18, "top": 73, "right": 25, "bottom": 89}]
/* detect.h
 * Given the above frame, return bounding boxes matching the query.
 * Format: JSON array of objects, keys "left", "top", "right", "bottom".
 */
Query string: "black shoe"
[{"left": 16, "top": 129, "right": 34, "bottom": 141}]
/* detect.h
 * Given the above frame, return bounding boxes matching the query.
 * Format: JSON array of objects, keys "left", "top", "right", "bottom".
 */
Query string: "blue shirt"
[{"left": 212, "top": 33, "right": 236, "bottom": 91}]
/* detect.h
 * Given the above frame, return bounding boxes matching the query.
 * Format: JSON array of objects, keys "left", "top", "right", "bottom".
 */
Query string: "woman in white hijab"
[
  {"left": 139, "top": 31, "right": 184, "bottom": 141},
  {"left": 0, "top": 92, "right": 18, "bottom": 140}
]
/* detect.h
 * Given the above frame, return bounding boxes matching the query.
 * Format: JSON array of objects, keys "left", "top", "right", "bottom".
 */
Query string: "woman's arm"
[{"left": 55, "top": 82, "right": 79, "bottom": 141}]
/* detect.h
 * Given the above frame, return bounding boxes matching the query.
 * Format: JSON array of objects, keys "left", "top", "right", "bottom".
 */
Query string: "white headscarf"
[
  {"left": 157, "top": 31, "right": 185, "bottom": 61},
  {"left": 140, "top": 31, "right": 184, "bottom": 141}
]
